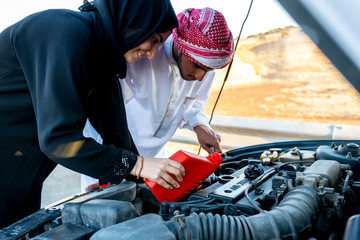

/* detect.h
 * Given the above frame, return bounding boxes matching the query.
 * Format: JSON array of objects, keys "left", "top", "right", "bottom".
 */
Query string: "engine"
[{"left": 2, "top": 141, "right": 360, "bottom": 240}]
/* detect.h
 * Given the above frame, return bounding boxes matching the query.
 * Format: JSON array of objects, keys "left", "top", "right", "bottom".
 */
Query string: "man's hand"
[{"left": 194, "top": 125, "right": 222, "bottom": 154}]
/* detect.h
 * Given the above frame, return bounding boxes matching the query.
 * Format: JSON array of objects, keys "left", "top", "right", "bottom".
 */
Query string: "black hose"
[
  {"left": 295, "top": 148, "right": 303, "bottom": 166},
  {"left": 163, "top": 198, "right": 217, "bottom": 219},
  {"left": 166, "top": 186, "right": 320, "bottom": 240}
]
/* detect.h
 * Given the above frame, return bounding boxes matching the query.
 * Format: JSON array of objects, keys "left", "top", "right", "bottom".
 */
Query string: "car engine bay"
[{"left": 2, "top": 140, "right": 360, "bottom": 239}]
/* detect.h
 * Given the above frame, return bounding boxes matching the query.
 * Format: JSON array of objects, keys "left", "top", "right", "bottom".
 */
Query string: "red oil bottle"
[{"left": 144, "top": 150, "right": 223, "bottom": 203}]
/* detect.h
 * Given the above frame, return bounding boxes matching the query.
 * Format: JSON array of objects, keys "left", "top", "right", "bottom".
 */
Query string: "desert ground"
[{"left": 205, "top": 28, "right": 360, "bottom": 126}]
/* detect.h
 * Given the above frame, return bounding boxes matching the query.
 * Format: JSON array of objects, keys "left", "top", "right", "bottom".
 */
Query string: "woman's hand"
[
  {"left": 85, "top": 181, "right": 100, "bottom": 191},
  {"left": 131, "top": 157, "right": 185, "bottom": 190}
]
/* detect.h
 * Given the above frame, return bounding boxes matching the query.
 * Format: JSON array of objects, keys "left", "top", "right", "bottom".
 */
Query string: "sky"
[{"left": 0, "top": 0, "right": 297, "bottom": 38}]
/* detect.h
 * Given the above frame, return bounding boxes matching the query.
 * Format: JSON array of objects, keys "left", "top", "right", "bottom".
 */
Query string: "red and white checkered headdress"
[{"left": 172, "top": 8, "right": 234, "bottom": 69}]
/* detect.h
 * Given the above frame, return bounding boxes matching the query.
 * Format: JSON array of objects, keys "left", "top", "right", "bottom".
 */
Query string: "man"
[
  {"left": 82, "top": 7, "right": 234, "bottom": 190},
  {"left": 123, "top": 7, "right": 235, "bottom": 157}
]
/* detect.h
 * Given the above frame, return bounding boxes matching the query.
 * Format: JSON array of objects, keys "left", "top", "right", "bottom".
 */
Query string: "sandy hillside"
[{"left": 205, "top": 27, "right": 360, "bottom": 126}]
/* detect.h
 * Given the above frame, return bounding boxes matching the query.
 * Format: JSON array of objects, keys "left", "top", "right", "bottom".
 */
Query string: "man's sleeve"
[{"left": 180, "top": 71, "right": 216, "bottom": 131}]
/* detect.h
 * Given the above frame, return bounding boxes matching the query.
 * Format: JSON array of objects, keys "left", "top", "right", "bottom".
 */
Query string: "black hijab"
[{"left": 93, "top": 0, "right": 178, "bottom": 78}]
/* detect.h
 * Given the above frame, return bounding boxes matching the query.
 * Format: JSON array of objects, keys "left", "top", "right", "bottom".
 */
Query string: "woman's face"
[{"left": 124, "top": 31, "right": 171, "bottom": 63}]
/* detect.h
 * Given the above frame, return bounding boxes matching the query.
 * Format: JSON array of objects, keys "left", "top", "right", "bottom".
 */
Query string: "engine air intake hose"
[{"left": 165, "top": 186, "right": 320, "bottom": 240}]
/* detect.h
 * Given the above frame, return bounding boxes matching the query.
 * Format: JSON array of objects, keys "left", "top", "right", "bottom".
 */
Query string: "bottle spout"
[{"left": 206, "top": 152, "right": 223, "bottom": 165}]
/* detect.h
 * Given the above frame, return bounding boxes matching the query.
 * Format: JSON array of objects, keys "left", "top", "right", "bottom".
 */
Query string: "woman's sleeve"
[{"left": 12, "top": 11, "right": 137, "bottom": 184}]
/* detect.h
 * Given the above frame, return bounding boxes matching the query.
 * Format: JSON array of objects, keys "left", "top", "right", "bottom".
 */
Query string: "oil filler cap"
[{"left": 244, "top": 164, "right": 265, "bottom": 180}]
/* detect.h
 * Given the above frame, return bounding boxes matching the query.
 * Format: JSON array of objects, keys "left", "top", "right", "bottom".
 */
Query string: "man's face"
[{"left": 176, "top": 52, "right": 213, "bottom": 81}]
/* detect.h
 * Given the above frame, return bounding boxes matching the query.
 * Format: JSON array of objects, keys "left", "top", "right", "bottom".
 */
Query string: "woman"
[{"left": 0, "top": 0, "right": 184, "bottom": 228}]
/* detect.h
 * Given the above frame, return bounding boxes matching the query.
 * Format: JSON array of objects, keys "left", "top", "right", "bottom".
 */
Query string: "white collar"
[{"left": 164, "top": 35, "right": 177, "bottom": 66}]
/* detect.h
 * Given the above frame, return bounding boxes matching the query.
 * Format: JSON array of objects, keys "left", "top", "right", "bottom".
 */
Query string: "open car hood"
[{"left": 278, "top": 0, "right": 360, "bottom": 94}]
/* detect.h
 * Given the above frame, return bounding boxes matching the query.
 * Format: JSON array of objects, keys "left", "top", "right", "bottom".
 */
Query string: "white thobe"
[
  {"left": 83, "top": 35, "right": 215, "bottom": 158},
  {"left": 121, "top": 35, "right": 215, "bottom": 157}
]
